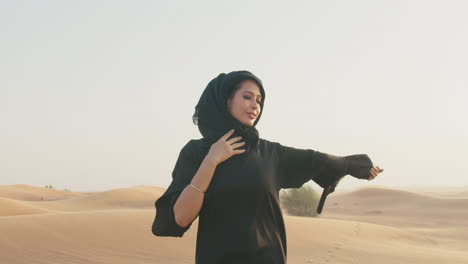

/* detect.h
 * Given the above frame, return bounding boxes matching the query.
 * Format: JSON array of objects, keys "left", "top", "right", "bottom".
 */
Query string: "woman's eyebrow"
[{"left": 244, "top": 91, "right": 262, "bottom": 99}]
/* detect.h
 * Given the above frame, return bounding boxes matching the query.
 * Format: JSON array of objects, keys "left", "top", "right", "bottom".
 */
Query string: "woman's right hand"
[{"left": 207, "top": 129, "right": 246, "bottom": 166}]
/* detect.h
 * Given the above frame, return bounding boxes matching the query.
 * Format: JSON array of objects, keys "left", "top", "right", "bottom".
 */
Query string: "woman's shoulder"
[
  {"left": 183, "top": 138, "right": 210, "bottom": 151},
  {"left": 258, "top": 138, "right": 283, "bottom": 152},
  {"left": 179, "top": 138, "right": 210, "bottom": 162},
  {"left": 259, "top": 138, "right": 281, "bottom": 147}
]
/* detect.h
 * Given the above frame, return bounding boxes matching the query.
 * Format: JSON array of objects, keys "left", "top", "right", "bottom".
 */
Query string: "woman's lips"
[{"left": 247, "top": 113, "right": 256, "bottom": 119}]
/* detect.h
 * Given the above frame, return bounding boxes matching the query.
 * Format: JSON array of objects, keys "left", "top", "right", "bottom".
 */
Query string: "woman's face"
[{"left": 227, "top": 80, "right": 262, "bottom": 127}]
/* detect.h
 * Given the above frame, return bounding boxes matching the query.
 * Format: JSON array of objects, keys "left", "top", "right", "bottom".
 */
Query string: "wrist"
[{"left": 203, "top": 154, "right": 218, "bottom": 168}]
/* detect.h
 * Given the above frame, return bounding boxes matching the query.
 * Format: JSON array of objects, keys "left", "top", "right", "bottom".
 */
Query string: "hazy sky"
[{"left": 1, "top": 1, "right": 467, "bottom": 192}]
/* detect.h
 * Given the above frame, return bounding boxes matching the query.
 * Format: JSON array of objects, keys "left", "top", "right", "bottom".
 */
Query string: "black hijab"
[{"left": 192, "top": 70, "right": 266, "bottom": 152}]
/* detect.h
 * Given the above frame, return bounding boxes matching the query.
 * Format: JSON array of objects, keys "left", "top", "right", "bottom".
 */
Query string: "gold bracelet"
[{"left": 189, "top": 183, "right": 205, "bottom": 193}]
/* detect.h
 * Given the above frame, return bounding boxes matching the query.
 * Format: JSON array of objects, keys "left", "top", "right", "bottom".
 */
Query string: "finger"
[
  {"left": 233, "top": 149, "right": 246, "bottom": 154},
  {"left": 221, "top": 129, "right": 235, "bottom": 141},
  {"left": 231, "top": 141, "right": 246, "bottom": 149},
  {"left": 227, "top": 136, "right": 243, "bottom": 144}
]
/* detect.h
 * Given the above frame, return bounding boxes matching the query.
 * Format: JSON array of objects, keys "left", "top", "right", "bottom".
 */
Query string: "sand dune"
[
  {"left": 0, "top": 184, "right": 88, "bottom": 201},
  {"left": 399, "top": 186, "right": 468, "bottom": 198},
  {"left": 323, "top": 186, "right": 468, "bottom": 227},
  {"left": 1, "top": 184, "right": 467, "bottom": 264},
  {"left": 0, "top": 197, "right": 57, "bottom": 216},
  {"left": 285, "top": 216, "right": 468, "bottom": 264},
  {"left": 32, "top": 185, "right": 167, "bottom": 211}
]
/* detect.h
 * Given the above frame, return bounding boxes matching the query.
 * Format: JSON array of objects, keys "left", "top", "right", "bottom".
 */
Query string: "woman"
[{"left": 152, "top": 70, "right": 384, "bottom": 264}]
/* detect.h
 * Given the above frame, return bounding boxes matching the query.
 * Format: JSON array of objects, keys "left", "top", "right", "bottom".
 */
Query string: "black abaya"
[{"left": 152, "top": 137, "right": 366, "bottom": 264}]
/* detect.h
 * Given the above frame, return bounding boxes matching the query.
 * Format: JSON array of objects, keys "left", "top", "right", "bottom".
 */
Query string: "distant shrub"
[
  {"left": 280, "top": 185, "right": 320, "bottom": 217},
  {"left": 44, "top": 185, "right": 54, "bottom": 189},
  {"left": 63, "top": 188, "right": 71, "bottom": 192}
]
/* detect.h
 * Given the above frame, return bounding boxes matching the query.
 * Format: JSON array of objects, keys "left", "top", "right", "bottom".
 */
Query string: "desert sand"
[{"left": 1, "top": 184, "right": 467, "bottom": 264}]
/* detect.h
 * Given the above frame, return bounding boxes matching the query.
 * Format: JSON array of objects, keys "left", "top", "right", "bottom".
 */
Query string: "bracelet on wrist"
[{"left": 189, "top": 183, "right": 205, "bottom": 193}]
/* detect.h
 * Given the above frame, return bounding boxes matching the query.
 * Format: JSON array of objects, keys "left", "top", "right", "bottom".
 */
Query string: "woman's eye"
[{"left": 243, "top": 96, "right": 261, "bottom": 104}]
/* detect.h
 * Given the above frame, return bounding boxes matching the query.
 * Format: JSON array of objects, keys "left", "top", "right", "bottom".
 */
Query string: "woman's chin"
[
  {"left": 242, "top": 120, "right": 255, "bottom": 127},
  {"left": 235, "top": 116, "right": 255, "bottom": 127}
]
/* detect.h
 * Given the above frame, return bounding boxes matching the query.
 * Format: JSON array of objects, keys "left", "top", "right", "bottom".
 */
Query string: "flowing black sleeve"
[
  {"left": 276, "top": 142, "right": 349, "bottom": 189},
  {"left": 151, "top": 140, "right": 201, "bottom": 237},
  {"left": 343, "top": 154, "right": 374, "bottom": 180}
]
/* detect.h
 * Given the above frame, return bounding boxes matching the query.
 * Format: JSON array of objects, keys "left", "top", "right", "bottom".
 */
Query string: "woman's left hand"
[{"left": 369, "top": 166, "right": 384, "bottom": 180}]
